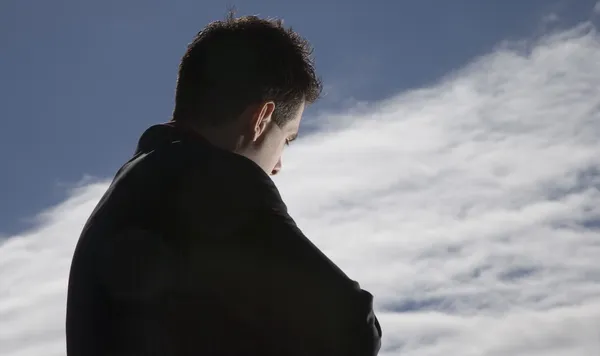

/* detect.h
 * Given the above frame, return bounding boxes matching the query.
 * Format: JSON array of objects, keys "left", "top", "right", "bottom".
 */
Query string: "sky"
[
  {"left": 1, "top": 0, "right": 598, "bottom": 235},
  {"left": 2, "top": 0, "right": 600, "bottom": 355}
]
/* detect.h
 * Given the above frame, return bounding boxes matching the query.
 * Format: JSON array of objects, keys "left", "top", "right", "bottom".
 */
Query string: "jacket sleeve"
[
  {"left": 173, "top": 199, "right": 383, "bottom": 356},
  {"left": 246, "top": 207, "right": 383, "bottom": 356}
]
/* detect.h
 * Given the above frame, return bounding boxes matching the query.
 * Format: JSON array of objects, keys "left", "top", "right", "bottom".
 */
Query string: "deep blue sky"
[{"left": 1, "top": 0, "right": 597, "bottom": 235}]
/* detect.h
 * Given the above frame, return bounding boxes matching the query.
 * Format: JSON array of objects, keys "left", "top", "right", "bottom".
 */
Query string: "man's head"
[{"left": 172, "top": 13, "right": 322, "bottom": 175}]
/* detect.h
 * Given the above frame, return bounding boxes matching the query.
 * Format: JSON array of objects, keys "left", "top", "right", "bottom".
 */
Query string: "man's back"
[{"left": 66, "top": 123, "right": 382, "bottom": 355}]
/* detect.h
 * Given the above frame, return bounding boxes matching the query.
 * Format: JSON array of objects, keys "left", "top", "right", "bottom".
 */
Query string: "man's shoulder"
[
  {"left": 168, "top": 148, "right": 288, "bottom": 225},
  {"left": 116, "top": 126, "right": 287, "bottom": 217}
]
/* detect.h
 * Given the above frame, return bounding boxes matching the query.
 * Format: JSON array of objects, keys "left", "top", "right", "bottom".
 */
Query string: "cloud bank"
[{"left": 2, "top": 22, "right": 600, "bottom": 356}]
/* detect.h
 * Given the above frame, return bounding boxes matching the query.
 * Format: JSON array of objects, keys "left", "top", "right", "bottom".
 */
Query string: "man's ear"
[{"left": 250, "top": 101, "right": 275, "bottom": 142}]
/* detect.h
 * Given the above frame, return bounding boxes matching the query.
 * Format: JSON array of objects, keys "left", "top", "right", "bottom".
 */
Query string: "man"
[{"left": 66, "top": 13, "right": 382, "bottom": 356}]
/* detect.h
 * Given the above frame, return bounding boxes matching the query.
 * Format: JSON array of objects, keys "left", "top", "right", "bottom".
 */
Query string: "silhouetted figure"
[{"left": 66, "top": 13, "right": 382, "bottom": 356}]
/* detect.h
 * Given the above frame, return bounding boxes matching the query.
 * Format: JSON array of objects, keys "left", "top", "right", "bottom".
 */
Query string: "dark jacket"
[{"left": 65, "top": 123, "right": 382, "bottom": 356}]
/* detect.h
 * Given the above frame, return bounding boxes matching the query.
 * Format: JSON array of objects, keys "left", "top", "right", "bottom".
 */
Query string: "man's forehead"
[
  {"left": 281, "top": 108, "right": 303, "bottom": 129},
  {"left": 286, "top": 115, "right": 302, "bottom": 133}
]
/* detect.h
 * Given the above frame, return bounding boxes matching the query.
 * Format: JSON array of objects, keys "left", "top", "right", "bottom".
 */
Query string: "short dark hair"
[{"left": 172, "top": 13, "right": 322, "bottom": 127}]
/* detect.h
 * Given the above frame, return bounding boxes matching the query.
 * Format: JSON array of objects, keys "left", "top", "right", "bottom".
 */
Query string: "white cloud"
[
  {"left": 595, "top": 1, "right": 600, "bottom": 15},
  {"left": 2, "top": 22, "right": 600, "bottom": 356}
]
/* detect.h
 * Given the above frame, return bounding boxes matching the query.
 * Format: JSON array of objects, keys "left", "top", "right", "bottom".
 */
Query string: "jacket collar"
[
  {"left": 133, "top": 120, "right": 288, "bottom": 214},
  {"left": 134, "top": 121, "right": 209, "bottom": 156}
]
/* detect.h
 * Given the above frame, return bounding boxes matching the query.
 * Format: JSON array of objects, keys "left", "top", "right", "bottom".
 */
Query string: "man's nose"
[{"left": 271, "top": 158, "right": 282, "bottom": 176}]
